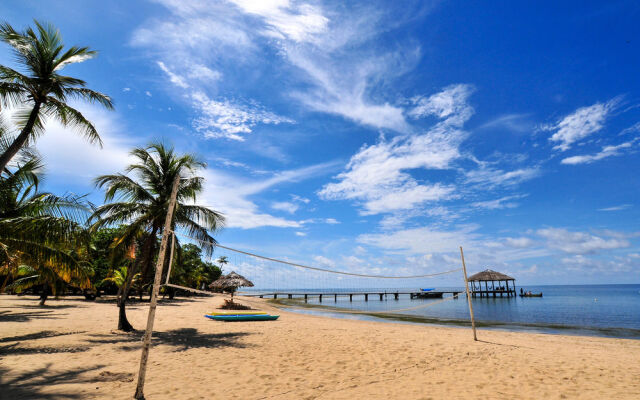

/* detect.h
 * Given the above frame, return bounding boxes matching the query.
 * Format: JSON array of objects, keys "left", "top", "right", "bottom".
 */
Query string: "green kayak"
[{"left": 205, "top": 314, "right": 279, "bottom": 322}]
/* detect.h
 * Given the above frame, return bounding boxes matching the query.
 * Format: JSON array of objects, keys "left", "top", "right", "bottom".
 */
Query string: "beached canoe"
[
  {"left": 519, "top": 293, "right": 543, "bottom": 297},
  {"left": 205, "top": 314, "right": 279, "bottom": 321},
  {"left": 207, "top": 311, "right": 267, "bottom": 316}
]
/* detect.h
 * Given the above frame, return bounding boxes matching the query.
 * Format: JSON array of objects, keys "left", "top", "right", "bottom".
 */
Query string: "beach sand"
[{"left": 1, "top": 294, "right": 639, "bottom": 400}]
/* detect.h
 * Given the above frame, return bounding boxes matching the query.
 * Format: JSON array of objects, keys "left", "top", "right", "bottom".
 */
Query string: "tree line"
[{"left": 0, "top": 21, "right": 226, "bottom": 331}]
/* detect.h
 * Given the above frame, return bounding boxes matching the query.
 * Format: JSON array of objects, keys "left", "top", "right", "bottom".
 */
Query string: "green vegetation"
[
  {"left": 89, "top": 143, "right": 225, "bottom": 331},
  {"left": 0, "top": 21, "right": 224, "bottom": 330}
]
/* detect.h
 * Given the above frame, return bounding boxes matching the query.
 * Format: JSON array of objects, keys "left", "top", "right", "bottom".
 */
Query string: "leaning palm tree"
[
  {"left": 0, "top": 20, "right": 113, "bottom": 171},
  {"left": 90, "top": 142, "right": 225, "bottom": 331},
  {"left": 0, "top": 138, "right": 91, "bottom": 299}
]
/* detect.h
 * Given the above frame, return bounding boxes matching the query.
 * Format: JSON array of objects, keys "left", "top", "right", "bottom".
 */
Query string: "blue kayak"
[
  {"left": 421, "top": 288, "right": 435, "bottom": 292},
  {"left": 205, "top": 314, "right": 279, "bottom": 322}
]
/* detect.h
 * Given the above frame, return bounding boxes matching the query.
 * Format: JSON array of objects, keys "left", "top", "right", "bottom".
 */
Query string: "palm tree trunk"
[
  {"left": 139, "top": 225, "right": 159, "bottom": 284},
  {"left": 0, "top": 102, "right": 42, "bottom": 171},
  {"left": 39, "top": 285, "right": 49, "bottom": 306},
  {"left": 115, "top": 227, "right": 158, "bottom": 331},
  {"left": 116, "top": 265, "right": 137, "bottom": 332}
]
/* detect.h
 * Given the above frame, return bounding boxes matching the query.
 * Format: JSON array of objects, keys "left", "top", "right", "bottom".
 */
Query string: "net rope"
[{"left": 169, "top": 230, "right": 461, "bottom": 279}]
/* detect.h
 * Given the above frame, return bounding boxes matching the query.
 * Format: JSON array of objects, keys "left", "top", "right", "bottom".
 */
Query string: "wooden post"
[
  {"left": 459, "top": 246, "right": 477, "bottom": 341},
  {"left": 134, "top": 175, "right": 181, "bottom": 399}
]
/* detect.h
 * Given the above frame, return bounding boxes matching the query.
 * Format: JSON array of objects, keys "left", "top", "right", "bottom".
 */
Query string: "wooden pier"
[{"left": 241, "top": 291, "right": 462, "bottom": 302}]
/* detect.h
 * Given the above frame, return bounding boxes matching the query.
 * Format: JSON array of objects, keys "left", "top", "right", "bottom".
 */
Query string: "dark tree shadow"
[
  {"left": 0, "top": 363, "right": 104, "bottom": 400},
  {"left": 0, "top": 343, "right": 90, "bottom": 356},
  {"left": 0, "top": 310, "right": 63, "bottom": 323},
  {"left": 88, "top": 328, "right": 253, "bottom": 352},
  {"left": 0, "top": 330, "right": 86, "bottom": 343}
]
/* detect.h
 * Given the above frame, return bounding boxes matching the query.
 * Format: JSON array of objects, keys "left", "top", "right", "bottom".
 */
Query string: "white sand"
[{"left": 1, "top": 294, "right": 639, "bottom": 399}]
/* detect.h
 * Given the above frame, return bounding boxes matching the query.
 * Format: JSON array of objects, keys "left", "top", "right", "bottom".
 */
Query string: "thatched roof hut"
[
  {"left": 468, "top": 269, "right": 514, "bottom": 281},
  {"left": 209, "top": 271, "right": 254, "bottom": 298},
  {"left": 467, "top": 269, "right": 516, "bottom": 298}
]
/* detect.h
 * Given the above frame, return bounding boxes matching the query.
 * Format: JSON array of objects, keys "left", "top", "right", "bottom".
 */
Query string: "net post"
[
  {"left": 459, "top": 246, "right": 477, "bottom": 341},
  {"left": 134, "top": 175, "right": 181, "bottom": 400}
]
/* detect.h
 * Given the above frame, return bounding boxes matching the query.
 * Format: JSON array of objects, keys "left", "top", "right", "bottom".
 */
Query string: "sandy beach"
[{"left": 1, "top": 294, "right": 639, "bottom": 400}]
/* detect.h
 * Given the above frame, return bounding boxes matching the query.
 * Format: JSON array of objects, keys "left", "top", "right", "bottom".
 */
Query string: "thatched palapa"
[{"left": 209, "top": 271, "right": 254, "bottom": 299}]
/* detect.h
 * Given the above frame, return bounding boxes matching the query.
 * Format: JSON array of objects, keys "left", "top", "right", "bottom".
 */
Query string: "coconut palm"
[
  {"left": 0, "top": 134, "right": 91, "bottom": 300},
  {"left": 0, "top": 20, "right": 113, "bottom": 171},
  {"left": 90, "top": 142, "right": 224, "bottom": 331},
  {"left": 8, "top": 260, "right": 92, "bottom": 305}
]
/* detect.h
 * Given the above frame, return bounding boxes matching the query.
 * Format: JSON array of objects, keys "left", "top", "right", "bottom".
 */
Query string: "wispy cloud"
[
  {"left": 561, "top": 139, "right": 637, "bottom": 165},
  {"left": 543, "top": 97, "right": 621, "bottom": 151},
  {"left": 598, "top": 204, "right": 631, "bottom": 212},
  {"left": 199, "top": 160, "right": 340, "bottom": 229},
  {"left": 191, "top": 91, "right": 294, "bottom": 141},
  {"left": 471, "top": 194, "right": 527, "bottom": 210},
  {"left": 464, "top": 167, "right": 540, "bottom": 189},
  {"left": 477, "top": 113, "right": 533, "bottom": 133},
  {"left": 271, "top": 201, "right": 299, "bottom": 214},
  {"left": 537, "top": 228, "right": 630, "bottom": 254}
]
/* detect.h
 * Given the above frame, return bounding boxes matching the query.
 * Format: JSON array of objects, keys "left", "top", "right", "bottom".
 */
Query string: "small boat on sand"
[
  {"left": 205, "top": 314, "right": 279, "bottom": 322},
  {"left": 208, "top": 311, "right": 267, "bottom": 316},
  {"left": 519, "top": 293, "right": 543, "bottom": 297}
]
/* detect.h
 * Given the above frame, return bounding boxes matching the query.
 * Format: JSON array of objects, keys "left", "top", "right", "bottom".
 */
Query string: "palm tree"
[
  {"left": 0, "top": 20, "right": 113, "bottom": 171},
  {"left": 0, "top": 132, "right": 91, "bottom": 301},
  {"left": 90, "top": 142, "right": 224, "bottom": 331}
]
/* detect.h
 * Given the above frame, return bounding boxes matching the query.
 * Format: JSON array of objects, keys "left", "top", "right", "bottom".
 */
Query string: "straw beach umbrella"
[{"left": 209, "top": 271, "right": 253, "bottom": 300}]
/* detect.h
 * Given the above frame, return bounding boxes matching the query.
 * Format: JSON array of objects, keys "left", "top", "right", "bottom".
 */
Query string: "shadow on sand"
[
  {"left": 0, "top": 310, "right": 65, "bottom": 323},
  {"left": 0, "top": 363, "right": 105, "bottom": 400},
  {"left": 88, "top": 328, "right": 253, "bottom": 352},
  {"left": 0, "top": 330, "right": 85, "bottom": 343}
]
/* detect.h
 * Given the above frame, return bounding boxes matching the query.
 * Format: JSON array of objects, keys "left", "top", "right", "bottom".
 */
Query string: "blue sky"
[{"left": 2, "top": 0, "right": 640, "bottom": 285}]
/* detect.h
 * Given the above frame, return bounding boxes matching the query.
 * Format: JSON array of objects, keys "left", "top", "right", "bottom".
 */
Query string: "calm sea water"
[{"left": 253, "top": 284, "right": 640, "bottom": 339}]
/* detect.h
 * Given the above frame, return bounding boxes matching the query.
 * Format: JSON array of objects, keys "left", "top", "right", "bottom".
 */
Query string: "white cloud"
[
  {"left": 35, "top": 104, "right": 135, "bottom": 183},
  {"left": 229, "top": 0, "right": 329, "bottom": 43},
  {"left": 145, "top": 91, "right": 152, "bottom": 97},
  {"left": 319, "top": 85, "right": 473, "bottom": 215},
  {"left": 598, "top": 204, "right": 631, "bottom": 212},
  {"left": 123, "top": 87, "right": 131, "bottom": 92},
  {"left": 619, "top": 122, "right": 640, "bottom": 136},
  {"left": 358, "top": 225, "right": 480, "bottom": 254},
  {"left": 544, "top": 97, "right": 620, "bottom": 151},
  {"left": 504, "top": 237, "right": 535, "bottom": 248},
  {"left": 471, "top": 195, "right": 526, "bottom": 210},
  {"left": 477, "top": 113, "right": 533, "bottom": 133},
  {"left": 561, "top": 140, "right": 636, "bottom": 165},
  {"left": 408, "top": 84, "right": 475, "bottom": 125},
  {"left": 191, "top": 91, "right": 294, "bottom": 141},
  {"left": 271, "top": 201, "right": 299, "bottom": 214},
  {"left": 291, "top": 194, "right": 310, "bottom": 204},
  {"left": 198, "top": 161, "right": 339, "bottom": 229},
  {"left": 465, "top": 167, "right": 540, "bottom": 189},
  {"left": 324, "top": 218, "right": 340, "bottom": 224},
  {"left": 157, "top": 61, "right": 189, "bottom": 88},
  {"left": 537, "top": 228, "right": 630, "bottom": 254},
  {"left": 295, "top": 231, "right": 307, "bottom": 237}
]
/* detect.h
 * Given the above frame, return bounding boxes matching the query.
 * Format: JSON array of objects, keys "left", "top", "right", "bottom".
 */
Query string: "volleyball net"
[{"left": 164, "top": 230, "right": 468, "bottom": 315}]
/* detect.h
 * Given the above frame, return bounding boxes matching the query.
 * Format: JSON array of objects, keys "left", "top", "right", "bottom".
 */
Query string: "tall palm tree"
[
  {"left": 0, "top": 20, "right": 113, "bottom": 171},
  {"left": 90, "top": 142, "right": 224, "bottom": 331},
  {"left": 0, "top": 135, "right": 91, "bottom": 300}
]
